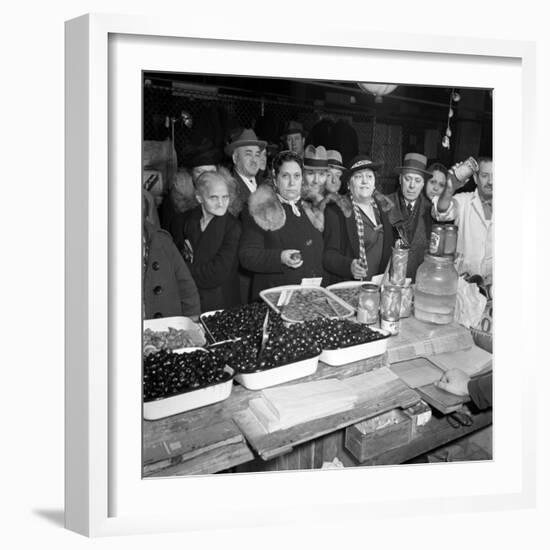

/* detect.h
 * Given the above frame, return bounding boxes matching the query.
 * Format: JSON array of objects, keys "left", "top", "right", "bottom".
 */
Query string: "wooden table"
[{"left": 143, "top": 318, "right": 484, "bottom": 477}]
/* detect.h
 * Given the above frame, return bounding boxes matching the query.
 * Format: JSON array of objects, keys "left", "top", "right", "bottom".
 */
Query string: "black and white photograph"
[{"left": 141, "top": 73, "right": 494, "bottom": 477}]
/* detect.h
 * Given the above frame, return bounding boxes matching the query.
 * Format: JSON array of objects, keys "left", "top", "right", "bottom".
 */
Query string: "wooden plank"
[
  {"left": 143, "top": 418, "right": 243, "bottom": 468},
  {"left": 147, "top": 441, "right": 254, "bottom": 477},
  {"left": 234, "top": 375, "right": 420, "bottom": 461},
  {"left": 386, "top": 318, "right": 473, "bottom": 364},
  {"left": 389, "top": 357, "right": 444, "bottom": 389},
  {"left": 415, "top": 383, "right": 469, "bottom": 414},
  {"left": 428, "top": 346, "right": 492, "bottom": 377}
]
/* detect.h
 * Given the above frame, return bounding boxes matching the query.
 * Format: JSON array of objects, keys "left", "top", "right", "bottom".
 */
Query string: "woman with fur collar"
[
  {"left": 323, "top": 155, "right": 393, "bottom": 285},
  {"left": 239, "top": 150, "right": 325, "bottom": 299}
]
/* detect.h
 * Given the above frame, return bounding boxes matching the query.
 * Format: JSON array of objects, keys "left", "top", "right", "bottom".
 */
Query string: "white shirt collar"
[{"left": 236, "top": 169, "right": 257, "bottom": 192}]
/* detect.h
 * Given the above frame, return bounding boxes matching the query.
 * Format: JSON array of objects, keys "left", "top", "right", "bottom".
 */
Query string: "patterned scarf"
[{"left": 350, "top": 194, "right": 368, "bottom": 269}]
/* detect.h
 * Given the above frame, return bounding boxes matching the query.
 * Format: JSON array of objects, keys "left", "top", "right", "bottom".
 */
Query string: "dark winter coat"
[
  {"left": 323, "top": 194, "right": 393, "bottom": 285},
  {"left": 143, "top": 222, "right": 201, "bottom": 319},
  {"left": 182, "top": 207, "right": 242, "bottom": 312},
  {"left": 385, "top": 190, "right": 434, "bottom": 282},
  {"left": 239, "top": 185, "right": 325, "bottom": 299}
]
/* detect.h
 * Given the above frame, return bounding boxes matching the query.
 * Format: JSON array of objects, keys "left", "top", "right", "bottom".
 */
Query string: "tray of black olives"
[
  {"left": 209, "top": 322, "right": 322, "bottom": 390},
  {"left": 143, "top": 347, "right": 234, "bottom": 420},
  {"left": 200, "top": 302, "right": 280, "bottom": 343},
  {"left": 259, "top": 285, "right": 355, "bottom": 323},
  {"left": 302, "top": 318, "right": 390, "bottom": 367}
]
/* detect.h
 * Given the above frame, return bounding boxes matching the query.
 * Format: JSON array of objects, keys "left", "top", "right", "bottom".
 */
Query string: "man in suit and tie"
[
  {"left": 225, "top": 128, "right": 267, "bottom": 303},
  {"left": 385, "top": 152, "right": 435, "bottom": 281},
  {"left": 225, "top": 128, "right": 267, "bottom": 216}
]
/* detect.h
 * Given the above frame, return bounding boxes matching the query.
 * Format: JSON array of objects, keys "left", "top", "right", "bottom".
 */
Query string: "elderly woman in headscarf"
[
  {"left": 239, "top": 150, "right": 325, "bottom": 299},
  {"left": 323, "top": 155, "right": 393, "bottom": 285}
]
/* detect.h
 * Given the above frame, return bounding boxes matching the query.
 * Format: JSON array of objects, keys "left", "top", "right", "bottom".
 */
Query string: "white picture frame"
[{"left": 65, "top": 13, "right": 537, "bottom": 537}]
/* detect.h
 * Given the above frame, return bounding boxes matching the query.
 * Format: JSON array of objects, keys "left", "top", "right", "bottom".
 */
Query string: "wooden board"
[
  {"left": 147, "top": 441, "right": 254, "bottom": 477},
  {"left": 234, "top": 368, "right": 420, "bottom": 461},
  {"left": 389, "top": 357, "right": 444, "bottom": 389},
  {"left": 386, "top": 317, "right": 474, "bottom": 364},
  {"left": 428, "top": 346, "right": 492, "bottom": 377},
  {"left": 415, "top": 383, "right": 469, "bottom": 414},
  {"left": 143, "top": 418, "right": 248, "bottom": 476}
]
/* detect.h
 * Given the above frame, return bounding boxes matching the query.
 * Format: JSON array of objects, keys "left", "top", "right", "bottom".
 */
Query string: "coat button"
[
  {"left": 153, "top": 285, "right": 163, "bottom": 295},
  {"left": 153, "top": 312, "right": 163, "bottom": 318},
  {"left": 152, "top": 261, "right": 160, "bottom": 271}
]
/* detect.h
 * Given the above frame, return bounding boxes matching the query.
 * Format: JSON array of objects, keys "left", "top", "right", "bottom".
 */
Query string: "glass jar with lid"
[{"left": 414, "top": 254, "right": 459, "bottom": 324}]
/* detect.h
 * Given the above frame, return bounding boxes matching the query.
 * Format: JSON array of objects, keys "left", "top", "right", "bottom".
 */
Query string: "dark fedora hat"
[
  {"left": 224, "top": 128, "right": 267, "bottom": 156},
  {"left": 396, "top": 152, "right": 433, "bottom": 178},
  {"left": 347, "top": 155, "right": 382, "bottom": 174},
  {"left": 281, "top": 120, "right": 307, "bottom": 139},
  {"left": 187, "top": 147, "right": 224, "bottom": 168}
]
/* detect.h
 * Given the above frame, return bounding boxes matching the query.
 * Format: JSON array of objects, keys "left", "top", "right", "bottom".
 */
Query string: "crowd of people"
[{"left": 142, "top": 121, "right": 493, "bottom": 321}]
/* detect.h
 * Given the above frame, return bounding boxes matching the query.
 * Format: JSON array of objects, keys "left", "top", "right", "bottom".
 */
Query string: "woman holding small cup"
[
  {"left": 239, "top": 150, "right": 325, "bottom": 299},
  {"left": 323, "top": 155, "right": 393, "bottom": 285}
]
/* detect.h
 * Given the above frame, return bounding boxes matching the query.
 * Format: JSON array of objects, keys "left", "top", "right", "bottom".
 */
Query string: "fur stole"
[
  {"left": 248, "top": 185, "right": 286, "bottom": 231},
  {"left": 249, "top": 184, "right": 325, "bottom": 233},
  {"left": 300, "top": 193, "right": 354, "bottom": 232}
]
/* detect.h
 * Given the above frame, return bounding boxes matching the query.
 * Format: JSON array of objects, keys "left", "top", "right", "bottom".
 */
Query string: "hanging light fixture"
[{"left": 357, "top": 83, "right": 398, "bottom": 103}]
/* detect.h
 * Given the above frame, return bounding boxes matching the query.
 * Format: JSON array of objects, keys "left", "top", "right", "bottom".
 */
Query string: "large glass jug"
[{"left": 414, "top": 254, "right": 459, "bottom": 324}]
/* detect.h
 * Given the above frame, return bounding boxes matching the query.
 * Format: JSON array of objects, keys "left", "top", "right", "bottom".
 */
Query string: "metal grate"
[{"left": 143, "top": 82, "right": 403, "bottom": 190}]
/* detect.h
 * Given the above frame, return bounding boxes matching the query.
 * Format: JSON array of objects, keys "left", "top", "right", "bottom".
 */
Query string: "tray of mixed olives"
[
  {"left": 143, "top": 347, "right": 234, "bottom": 420},
  {"left": 325, "top": 281, "right": 367, "bottom": 311},
  {"left": 143, "top": 316, "right": 206, "bottom": 355},
  {"left": 259, "top": 285, "right": 355, "bottom": 323}
]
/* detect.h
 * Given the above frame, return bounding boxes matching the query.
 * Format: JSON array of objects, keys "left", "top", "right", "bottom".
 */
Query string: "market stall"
[{"left": 142, "top": 290, "right": 492, "bottom": 477}]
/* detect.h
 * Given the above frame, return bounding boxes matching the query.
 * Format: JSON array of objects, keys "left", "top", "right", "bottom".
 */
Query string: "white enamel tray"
[
  {"left": 235, "top": 354, "right": 320, "bottom": 391},
  {"left": 319, "top": 327, "right": 390, "bottom": 367},
  {"left": 143, "top": 347, "right": 234, "bottom": 420}
]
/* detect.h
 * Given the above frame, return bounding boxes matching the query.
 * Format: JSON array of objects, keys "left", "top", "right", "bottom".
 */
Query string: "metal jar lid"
[{"left": 361, "top": 283, "right": 379, "bottom": 293}]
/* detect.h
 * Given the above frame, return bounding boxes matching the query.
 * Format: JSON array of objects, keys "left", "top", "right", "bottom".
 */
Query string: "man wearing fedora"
[
  {"left": 281, "top": 120, "right": 306, "bottom": 158},
  {"left": 301, "top": 145, "right": 329, "bottom": 207},
  {"left": 386, "top": 152, "right": 436, "bottom": 281},
  {"left": 225, "top": 128, "right": 267, "bottom": 216},
  {"left": 225, "top": 128, "right": 267, "bottom": 303}
]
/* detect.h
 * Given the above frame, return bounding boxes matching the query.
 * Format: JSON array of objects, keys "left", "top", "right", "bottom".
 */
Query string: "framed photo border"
[{"left": 65, "top": 13, "right": 537, "bottom": 537}]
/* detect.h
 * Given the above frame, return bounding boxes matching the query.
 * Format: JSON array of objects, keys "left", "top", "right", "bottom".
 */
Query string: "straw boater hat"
[
  {"left": 327, "top": 150, "right": 345, "bottom": 170},
  {"left": 347, "top": 155, "right": 382, "bottom": 174},
  {"left": 224, "top": 128, "right": 267, "bottom": 156},
  {"left": 281, "top": 120, "right": 307, "bottom": 139},
  {"left": 303, "top": 145, "right": 329, "bottom": 170},
  {"left": 396, "top": 152, "right": 432, "bottom": 179}
]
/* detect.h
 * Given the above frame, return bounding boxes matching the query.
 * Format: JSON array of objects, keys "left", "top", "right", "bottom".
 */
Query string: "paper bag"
[{"left": 454, "top": 277, "right": 487, "bottom": 329}]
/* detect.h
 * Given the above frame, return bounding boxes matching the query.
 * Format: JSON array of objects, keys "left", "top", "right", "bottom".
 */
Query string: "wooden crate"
[{"left": 345, "top": 409, "right": 412, "bottom": 463}]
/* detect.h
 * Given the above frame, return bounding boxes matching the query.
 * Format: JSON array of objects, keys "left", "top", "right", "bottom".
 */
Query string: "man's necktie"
[{"left": 406, "top": 202, "right": 413, "bottom": 216}]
